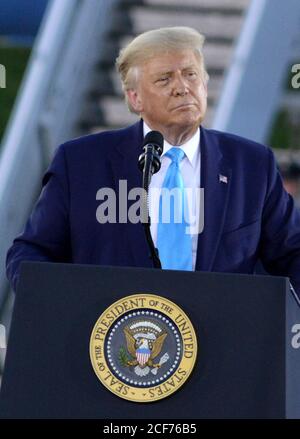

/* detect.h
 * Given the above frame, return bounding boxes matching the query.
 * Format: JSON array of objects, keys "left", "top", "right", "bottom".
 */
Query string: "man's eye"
[{"left": 157, "top": 77, "right": 169, "bottom": 83}]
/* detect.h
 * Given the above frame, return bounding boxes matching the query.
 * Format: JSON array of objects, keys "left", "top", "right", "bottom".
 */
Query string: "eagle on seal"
[{"left": 123, "top": 326, "right": 167, "bottom": 369}]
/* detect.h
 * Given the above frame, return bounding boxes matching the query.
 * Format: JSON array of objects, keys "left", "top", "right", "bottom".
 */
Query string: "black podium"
[{"left": 0, "top": 261, "right": 299, "bottom": 419}]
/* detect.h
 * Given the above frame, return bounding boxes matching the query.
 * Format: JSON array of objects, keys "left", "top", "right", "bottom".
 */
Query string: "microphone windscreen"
[{"left": 142, "top": 131, "right": 164, "bottom": 149}]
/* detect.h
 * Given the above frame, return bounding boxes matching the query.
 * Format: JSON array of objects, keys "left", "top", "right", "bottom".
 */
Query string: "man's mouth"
[{"left": 172, "top": 103, "right": 195, "bottom": 110}]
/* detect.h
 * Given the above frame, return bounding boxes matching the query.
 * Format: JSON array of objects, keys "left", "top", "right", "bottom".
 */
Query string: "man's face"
[{"left": 127, "top": 50, "right": 207, "bottom": 135}]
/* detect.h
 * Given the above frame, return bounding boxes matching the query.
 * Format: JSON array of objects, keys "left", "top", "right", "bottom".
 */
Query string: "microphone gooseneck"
[{"left": 138, "top": 131, "right": 164, "bottom": 269}]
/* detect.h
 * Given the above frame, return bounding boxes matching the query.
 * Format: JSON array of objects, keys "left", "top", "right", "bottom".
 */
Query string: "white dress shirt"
[{"left": 144, "top": 122, "right": 201, "bottom": 270}]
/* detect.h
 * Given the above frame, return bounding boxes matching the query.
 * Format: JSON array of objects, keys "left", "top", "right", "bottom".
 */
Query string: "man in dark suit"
[{"left": 6, "top": 27, "right": 300, "bottom": 300}]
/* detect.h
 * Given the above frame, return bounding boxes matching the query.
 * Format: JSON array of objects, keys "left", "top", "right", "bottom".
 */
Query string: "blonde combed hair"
[{"left": 115, "top": 27, "right": 209, "bottom": 113}]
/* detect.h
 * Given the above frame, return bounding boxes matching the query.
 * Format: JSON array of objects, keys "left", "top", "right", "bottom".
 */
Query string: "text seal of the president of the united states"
[{"left": 90, "top": 294, "right": 198, "bottom": 402}]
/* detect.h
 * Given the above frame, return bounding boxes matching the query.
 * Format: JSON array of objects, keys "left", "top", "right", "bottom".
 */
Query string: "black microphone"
[
  {"left": 138, "top": 130, "right": 164, "bottom": 269},
  {"left": 138, "top": 131, "right": 164, "bottom": 182}
]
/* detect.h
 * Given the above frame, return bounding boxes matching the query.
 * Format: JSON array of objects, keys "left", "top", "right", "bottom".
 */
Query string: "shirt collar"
[{"left": 143, "top": 121, "right": 200, "bottom": 168}]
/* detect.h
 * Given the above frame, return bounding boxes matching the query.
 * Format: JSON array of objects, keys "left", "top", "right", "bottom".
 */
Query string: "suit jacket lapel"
[
  {"left": 110, "top": 120, "right": 153, "bottom": 268},
  {"left": 196, "top": 127, "right": 232, "bottom": 271}
]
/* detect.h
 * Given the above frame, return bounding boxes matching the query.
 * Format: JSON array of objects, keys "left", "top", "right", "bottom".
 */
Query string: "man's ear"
[
  {"left": 126, "top": 89, "right": 143, "bottom": 113},
  {"left": 202, "top": 78, "right": 208, "bottom": 97}
]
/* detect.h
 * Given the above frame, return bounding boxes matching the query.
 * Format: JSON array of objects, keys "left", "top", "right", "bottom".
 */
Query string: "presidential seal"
[{"left": 89, "top": 294, "right": 197, "bottom": 402}]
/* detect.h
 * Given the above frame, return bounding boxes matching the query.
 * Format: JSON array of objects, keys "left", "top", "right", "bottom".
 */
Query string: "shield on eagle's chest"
[{"left": 136, "top": 347, "right": 151, "bottom": 366}]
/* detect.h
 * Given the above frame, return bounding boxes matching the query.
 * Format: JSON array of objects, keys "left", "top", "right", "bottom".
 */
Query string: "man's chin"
[{"left": 173, "top": 113, "right": 205, "bottom": 128}]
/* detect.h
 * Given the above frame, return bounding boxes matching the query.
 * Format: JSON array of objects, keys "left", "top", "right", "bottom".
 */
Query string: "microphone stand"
[{"left": 141, "top": 145, "right": 162, "bottom": 269}]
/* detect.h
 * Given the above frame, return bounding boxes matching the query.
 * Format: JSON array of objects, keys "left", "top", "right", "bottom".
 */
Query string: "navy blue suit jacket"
[{"left": 6, "top": 120, "right": 300, "bottom": 298}]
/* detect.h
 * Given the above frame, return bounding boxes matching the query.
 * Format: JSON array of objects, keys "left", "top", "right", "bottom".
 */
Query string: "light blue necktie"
[{"left": 157, "top": 147, "right": 193, "bottom": 270}]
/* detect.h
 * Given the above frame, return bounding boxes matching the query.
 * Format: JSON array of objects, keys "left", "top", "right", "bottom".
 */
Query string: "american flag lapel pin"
[{"left": 219, "top": 174, "right": 228, "bottom": 184}]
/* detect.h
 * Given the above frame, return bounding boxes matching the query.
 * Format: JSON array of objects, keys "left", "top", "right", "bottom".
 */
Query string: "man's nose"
[{"left": 172, "top": 75, "right": 189, "bottom": 96}]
